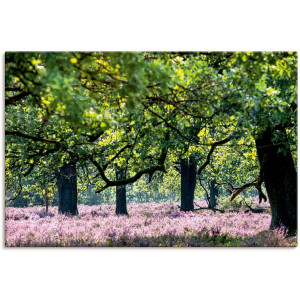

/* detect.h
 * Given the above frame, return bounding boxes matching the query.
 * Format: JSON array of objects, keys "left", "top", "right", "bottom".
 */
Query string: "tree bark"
[
  {"left": 169, "top": 191, "right": 173, "bottom": 203},
  {"left": 145, "top": 193, "right": 149, "bottom": 203},
  {"left": 255, "top": 127, "right": 297, "bottom": 234},
  {"left": 180, "top": 155, "right": 197, "bottom": 211},
  {"left": 44, "top": 187, "right": 49, "bottom": 213},
  {"left": 56, "top": 158, "right": 78, "bottom": 215},
  {"left": 115, "top": 166, "right": 128, "bottom": 215},
  {"left": 209, "top": 179, "right": 219, "bottom": 209}
]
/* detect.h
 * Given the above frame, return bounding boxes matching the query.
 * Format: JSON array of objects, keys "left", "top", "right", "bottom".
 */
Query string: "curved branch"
[
  {"left": 92, "top": 132, "right": 170, "bottom": 192},
  {"left": 23, "top": 164, "right": 35, "bottom": 177},
  {"left": 197, "top": 136, "right": 232, "bottom": 175},
  {"left": 217, "top": 177, "right": 267, "bottom": 202},
  {"left": 103, "top": 144, "right": 132, "bottom": 170},
  {"left": 6, "top": 130, "right": 61, "bottom": 145},
  {"left": 93, "top": 163, "right": 166, "bottom": 193}
]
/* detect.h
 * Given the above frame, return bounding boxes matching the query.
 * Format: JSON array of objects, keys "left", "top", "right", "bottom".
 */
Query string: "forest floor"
[{"left": 5, "top": 200, "right": 297, "bottom": 247}]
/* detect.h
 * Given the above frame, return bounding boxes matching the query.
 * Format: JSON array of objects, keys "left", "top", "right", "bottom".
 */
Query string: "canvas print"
[{"left": 5, "top": 52, "right": 297, "bottom": 247}]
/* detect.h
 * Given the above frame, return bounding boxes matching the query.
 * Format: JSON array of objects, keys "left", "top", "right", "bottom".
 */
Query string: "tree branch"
[
  {"left": 142, "top": 102, "right": 190, "bottom": 141},
  {"left": 6, "top": 131, "right": 61, "bottom": 145},
  {"left": 216, "top": 177, "right": 267, "bottom": 202},
  {"left": 197, "top": 136, "right": 232, "bottom": 175},
  {"left": 103, "top": 144, "right": 132, "bottom": 170},
  {"left": 92, "top": 132, "right": 169, "bottom": 192},
  {"left": 199, "top": 178, "right": 210, "bottom": 206},
  {"left": 5, "top": 91, "right": 29, "bottom": 106}
]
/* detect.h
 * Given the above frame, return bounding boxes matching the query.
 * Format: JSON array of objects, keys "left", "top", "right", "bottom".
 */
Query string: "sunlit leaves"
[
  {"left": 70, "top": 57, "right": 78, "bottom": 64},
  {"left": 5, "top": 51, "right": 297, "bottom": 203}
]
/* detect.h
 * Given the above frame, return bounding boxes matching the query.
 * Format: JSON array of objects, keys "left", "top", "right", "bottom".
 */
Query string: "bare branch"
[{"left": 217, "top": 177, "right": 267, "bottom": 202}]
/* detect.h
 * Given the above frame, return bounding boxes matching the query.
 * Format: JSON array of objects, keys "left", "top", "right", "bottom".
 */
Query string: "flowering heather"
[{"left": 5, "top": 200, "right": 297, "bottom": 247}]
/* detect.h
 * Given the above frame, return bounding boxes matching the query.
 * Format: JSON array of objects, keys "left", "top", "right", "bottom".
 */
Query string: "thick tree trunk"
[
  {"left": 115, "top": 166, "right": 128, "bottom": 215},
  {"left": 56, "top": 158, "right": 78, "bottom": 215},
  {"left": 255, "top": 127, "right": 297, "bottom": 234},
  {"left": 209, "top": 179, "right": 219, "bottom": 209},
  {"left": 180, "top": 155, "right": 197, "bottom": 211}
]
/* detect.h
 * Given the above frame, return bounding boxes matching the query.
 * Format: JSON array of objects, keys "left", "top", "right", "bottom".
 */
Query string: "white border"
[{"left": 1, "top": 1, "right": 300, "bottom": 299}]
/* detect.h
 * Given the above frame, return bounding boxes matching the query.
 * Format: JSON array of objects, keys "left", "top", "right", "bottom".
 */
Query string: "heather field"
[{"left": 5, "top": 200, "right": 297, "bottom": 247}]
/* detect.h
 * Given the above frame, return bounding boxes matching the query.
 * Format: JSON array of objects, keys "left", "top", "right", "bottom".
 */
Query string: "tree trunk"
[
  {"left": 255, "top": 127, "right": 297, "bottom": 234},
  {"left": 169, "top": 191, "right": 173, "bottom": 203},
  {"left": 44, "top": 187, "right": 49, "bottom": 213},
  {"left": 180, "top": 155, "right": 197, "bottom": 211},
  {"left": 209, "top": 179, "right": 219, "bottom": 209},
  {"left": 115, "top": 166, "right": 128, "bottom": 215},
  {"left": 56, "top": 158, "right": 78, "bottom": 215},
  {"left": 145, "top": 193, "right": 149, "bottom": 203}
]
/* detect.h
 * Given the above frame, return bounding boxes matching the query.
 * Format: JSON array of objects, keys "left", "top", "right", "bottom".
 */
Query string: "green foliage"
[
  {"left": 216, "top": 195, "right": 255, "bottom": 211},
  {"left": 5, "top": 51, "right": 297, "bottom": 207}
]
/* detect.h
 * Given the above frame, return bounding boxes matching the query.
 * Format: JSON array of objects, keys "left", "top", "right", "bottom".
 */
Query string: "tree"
[
  {"left": 160, "top": 52, "right": 297, "bottom": 232},
  {"left": 55, "top": 157, "right": 78, "bottom": 215},
  {"left": 255, "top": 127, "right": 297, "bottom": 232},
  {"left": 229, "top": 52, "right": 297, "bottom": 233},
  {"left": 180, "top": 155, "right": 197, "bottom": 211},
  {"left": 5, "top": 51, "right": 297, "bottom": 234},
  {"left": 115, "top": 166, "right": 128, "bottom": 215},
  {"left": 5, "top": 52, "right": 173, "bottom": 214}
]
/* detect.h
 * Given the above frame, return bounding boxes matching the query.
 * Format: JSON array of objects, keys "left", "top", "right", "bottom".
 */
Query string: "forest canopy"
[{"left": 5, "top": 51, "right": 297, "bottom": 233}]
